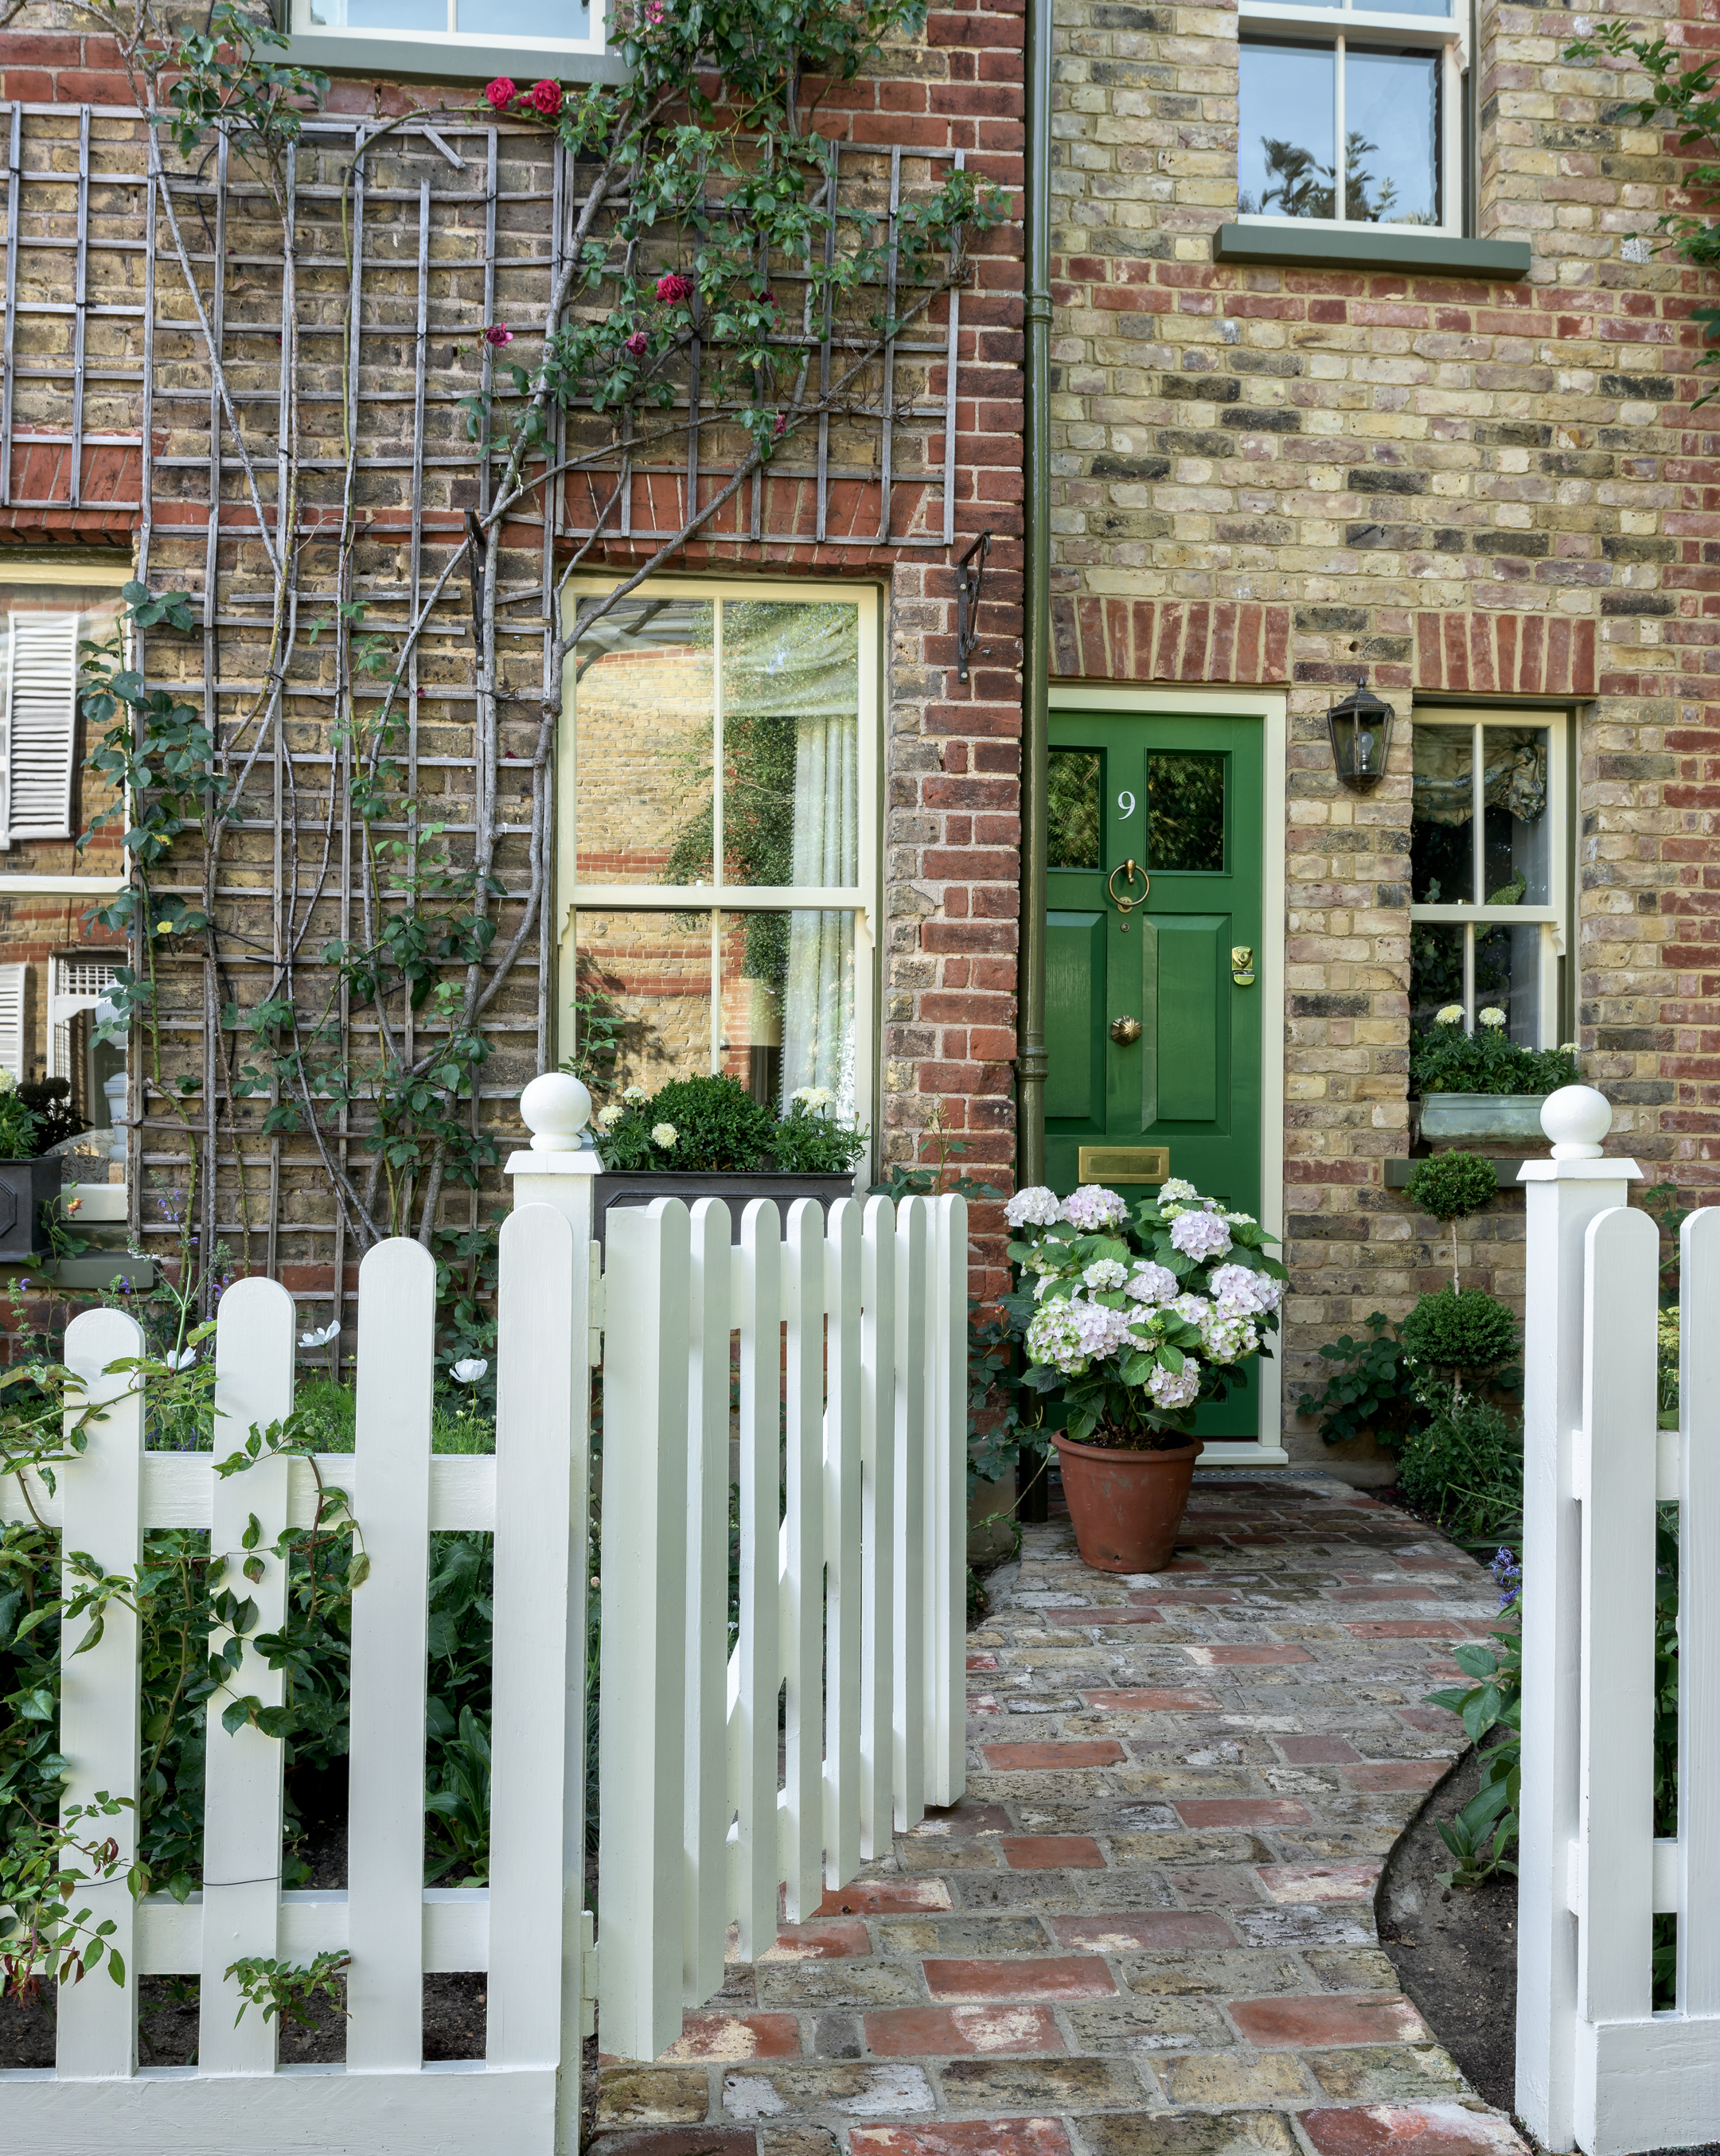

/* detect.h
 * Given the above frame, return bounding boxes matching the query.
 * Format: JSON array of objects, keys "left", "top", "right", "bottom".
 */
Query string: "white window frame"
[
  {"left": 1409, "top": 706, "right": 1569, "bottom": 1047},
  {"left": 1237, "top": 0, "right": 1467, "bottom": 237},
  {"left": 556, "top": 575, "right": 879, "bottom": 1128},
  {"left": 49, "top": 956, "right": 122, "bottom": 1084},
  {"left": 289, "top": 0, "right": 606, "bottom": 61}
]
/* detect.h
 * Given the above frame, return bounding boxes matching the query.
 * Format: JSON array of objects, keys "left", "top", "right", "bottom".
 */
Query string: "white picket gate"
[
  {"left": 1518, "top": 1086, "right": 1720, "bottom": 2154},
  {"left": 0, "top": 1080, "right": 968, "bottom": 2152}
]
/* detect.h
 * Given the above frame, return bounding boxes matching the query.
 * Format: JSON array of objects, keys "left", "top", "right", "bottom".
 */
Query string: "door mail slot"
[{"left": 1077, "top": 1145, "right": 1169, "bottom": 1185}]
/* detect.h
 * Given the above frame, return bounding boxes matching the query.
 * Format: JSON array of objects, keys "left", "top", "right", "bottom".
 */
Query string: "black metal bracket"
[{"left": 954, "top": 528, "right": 993, "bottom": 684}]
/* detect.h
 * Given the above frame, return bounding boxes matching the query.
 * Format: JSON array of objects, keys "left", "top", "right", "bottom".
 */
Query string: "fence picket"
[
  {"left": 345, "top": 1238, "right": 437, "bottom": 2070},
  {"left": 1577, "top": 1203, "right": 1659, "bottom": 2026},
  {"left": 55, "top": 1307, "right": 145, "bottom": 2079},
  {"left": 782, "top": 1199, "right": 826, "bottom": 1920},
  {"left": 684, "top": 1197, "right": 731, "bottom": 2004},
  {"left": 926, "top": 1195, "right": 968, "bottom": 1809},
  {"left": 1680, "top": 1206, "right": 1720, "bottom": 2014},
  {"left": 488, "top": 1203, "right": 580, "bottom": 2068},
  {"left": 892, "top": 1196, "right": 926, "bottom": 1833},
  {"left": 199, "top": 1278, "right": 296, "bottom": 2072},
  {"left": 859, "top": 1195, "right": 895, "bottom": 1860},
  {"left": 823, "top": 1196, "right": 863, "bottom": 1885},
  {"left": 733, "top": 1200, "right": 782, "bottom": 1958},
  {"left": 599, "top": 1200, "right": 690, "bottom": 2064}
]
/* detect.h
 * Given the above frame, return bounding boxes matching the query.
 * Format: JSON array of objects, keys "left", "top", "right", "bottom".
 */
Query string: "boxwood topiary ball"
[
  {"left": 1401, "top": 1285, "right": 1519, "bottom": 1376},
  {"left": 1406, "top": 1150, "right": 1500, "bottom": 1226}
]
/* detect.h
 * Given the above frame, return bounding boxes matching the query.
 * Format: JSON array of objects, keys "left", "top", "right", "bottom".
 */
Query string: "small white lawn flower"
[
  {"left": 622, "top": 1084, "right": 649, "bottom": 1105},
  {"left": 650, "top": 1121, "right": 678, "bottom": 1148},
  {"left": 1004, "top": 1185, "right": 1062, "bottom": 1230},
  {"left": 1082, "top": 1258, "right": 1128, "bottom": 1292},
  {"left": 1435, "top": 1005, "right": 1465, "bottom": 1026},
  {"left": 595, "top": 1103, "right": 625, "bottom": 1133},
  {"left": 298, "top": 1320, "right": 340, "bottom": 1350},
  {"left": 451, "top": 1358, "right": 489, "bottom": 1385},
  {"left": 1478, "top": 1007, "right": 1506, "bottom": 1029}
]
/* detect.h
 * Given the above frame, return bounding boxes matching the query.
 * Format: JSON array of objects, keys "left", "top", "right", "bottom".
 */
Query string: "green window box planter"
[
  {"left": 595, "top": 1170, "right": 856, "bottom": 1252},
  {"left": 1417, "top": 1092, "right": 1551, "bottom": 1144}
]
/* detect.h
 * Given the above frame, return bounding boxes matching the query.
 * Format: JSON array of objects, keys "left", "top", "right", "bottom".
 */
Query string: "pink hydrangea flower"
[
  {"left": 623, "top": 330, "right": 649, "bottom": 359},
  {"left": 1125, "top": 1261, "right": 1178, "bottom": 1304},
  {"left": 1060, "top": 1185, "right": 1125, "bottom": 1232},
  {"left": 656, "top": 271, "right": 692, "bottom": 304},
  {"left": 1149, "top": 1359, "right": 1201, "bottom": 1410},
  {"left": 483, "top": 323, "right": 513, "bottom": 347},
  {"left": 527, "top": 78, "right": 563, "bottom": 115},
  {"left": 1168, "top": 1207, "right": 1231, "bottom": 1263},
  {"left": 1209, "top": 1262, "right": 1281, "bottom": 1316},
  {"left": 484, "top": 76, "right": 517, "bottom": 109},
  {"left": 1005, "top": 1185, "right": 1061, "bottom": 1230}
]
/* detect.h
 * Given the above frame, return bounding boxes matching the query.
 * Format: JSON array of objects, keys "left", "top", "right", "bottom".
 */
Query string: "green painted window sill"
[
  {"left": 1214, "top": 222, "right": 1531, "bottom": 281},
  {"left": 283, "top": 30, "right": 629, "bottom": 84}
]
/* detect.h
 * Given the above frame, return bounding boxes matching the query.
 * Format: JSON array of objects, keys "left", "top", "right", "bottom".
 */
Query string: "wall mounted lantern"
[{"left": 1325, "top": 676, "right": 1393, "bottom": 793}]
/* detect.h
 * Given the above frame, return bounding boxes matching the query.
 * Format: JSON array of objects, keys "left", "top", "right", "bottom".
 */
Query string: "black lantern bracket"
[
  {"left": 1325, "top": 673, "right": 1394, "bottom": 793},
  {"left": 954, "top": 529, "right": 993, "bottom": 684}
]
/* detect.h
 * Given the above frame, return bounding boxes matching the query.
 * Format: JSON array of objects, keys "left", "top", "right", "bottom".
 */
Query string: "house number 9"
[{"left": 1117, "top": 790, "right": 1137, "bottom": 818}]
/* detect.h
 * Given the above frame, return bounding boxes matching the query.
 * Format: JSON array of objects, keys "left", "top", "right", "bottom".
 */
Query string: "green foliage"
[
  {"left": 0, "top": 1791, "right": 141, "bottom": 2003},
  {"left": 1405, "top": 1151, "right": 1500, "bottom": 1228},
  {"left": 1426, "top": 1618, "right": 1521, "bottom": 1889},
  {"left": 225, "top": 1948, "right": 350, "bottom": 2030},
  {"left": 1401, "top": 1286, "right": 1519, "bottom": 1382},
  {"left": 595, "top": 1072, "right": 868, "bottom": 1174},
  {"left": 1298, "top": 1311, "right": 1424, "bottom": 1452},
  {"left": 0, "top": 1090, "right": 38, "bottom": 1161},
  {"left": 1409, "top": 1023, "right": 1578, "bottom": 1099},
  {"left": 1397, "top": 1392, "right": 1523, "bottom": 1545},
  {"left": 766, "top": 1097, "right": 871, "bottom": 1174},
  {"left": 560, "top": 961, "right": 634, "bottom": 1100},
  {"left": 19, "top": 1078, "right": 88, "bottom": 1153}
]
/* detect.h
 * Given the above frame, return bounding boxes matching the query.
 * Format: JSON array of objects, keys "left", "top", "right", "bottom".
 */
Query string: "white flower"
[
  {"left": 165, "top": 1346, "right": 197, "bottom": 1372},
  {"left": 650, "top": 1121, "right": 678, "bottom": 1148},
  {"left": 1209, "top": 1263, "right": 1282, "bottom": 1317},
  {"left": 1169, "top": 1209, "right": 1231, "bottom": 1263},
  {"left": 1200, "top": 1311, "right": 1260, "bottom": 1365},
  {"left": 1004, "top": 1185, "right": 1063, "bottom": 1230},
  {"left": 595, "top": 1103, "right": 625, "bottom": 1133},
  {"left": 1125, "top": 1261, "right": 1179, "bottom": 1304},
  {"left": 1025, "top": 1296, "right": 1137, "bottom": 1377},
  {"left": 1478, "top": 1007, "right": 1507, "bottom": 1029},
  {"left": 1060, "top": 1184, "right": 1127, "bottom": 1231},
  {"left": 451, "top": 1358, "right": 489, "bottom": 1385},
  {"left": 622, "top": 1084, "right": 649, "bottom": 1105},
  {"left": 1148, "top": 1358, "right": 1201, "bottom": 1409},
  {"left": 298, "top": 1320, "right": 341, "bottom": 1349},
  {"left": 1158, "top": 1177, "right": 1200, "bottom": 1203},
  {"left": 1223, "top": 1210, "right": 1256, "bottom": 1226},
  {"left": 791, "top": 1084, "right": 835, "bottom": 1113},
  {"left": 1435, "top": 1005, "right": 1465, "bottom": 1026},
  {"left": 1559, "top": 1041, "right": 1578, "bottom": 1055},
  {"left": 0, "top": 1068, "right": 15, "bottom": 1094},
  {"left": 1082, "top": 1258, "right": 1128, "bottom": 1292},
  {"left": 1172, "top": 1292, "right": 1214, "bottom": 1329}
]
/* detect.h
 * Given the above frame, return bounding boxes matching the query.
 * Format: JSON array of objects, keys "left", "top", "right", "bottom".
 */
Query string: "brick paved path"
[{"left": 595, "top": 1472, "right": 1529, "bottom": 2156}]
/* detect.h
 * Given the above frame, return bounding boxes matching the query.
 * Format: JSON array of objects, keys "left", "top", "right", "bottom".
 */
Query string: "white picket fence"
[
  {"left": 0, "top": 1088, "right": 967, "bottom": 2153},
  {"left": 1518, "top": 1086, "right": 1720, "bottom": 2155}
]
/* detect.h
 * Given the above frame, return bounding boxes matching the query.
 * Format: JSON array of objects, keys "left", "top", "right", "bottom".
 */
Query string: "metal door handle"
[
  {"left": 1110, "top": 1016, "right": 1142, "bottom": 1045},
  {"left": 1108, "top": 860, "right": 1148, "bottom": 931},
  {"left": 1231, "top": 945, "right": 1255, "bottom": 987}
]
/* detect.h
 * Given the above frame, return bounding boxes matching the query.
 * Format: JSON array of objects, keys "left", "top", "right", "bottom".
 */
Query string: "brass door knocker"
[{"left": 1107, "top": 858, "right": 1149, "bottom": 930}]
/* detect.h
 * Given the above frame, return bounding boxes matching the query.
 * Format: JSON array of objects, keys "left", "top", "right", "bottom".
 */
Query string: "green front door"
[{"left": 1043, "top": 711, "right": 1265, "bottom": 1437}]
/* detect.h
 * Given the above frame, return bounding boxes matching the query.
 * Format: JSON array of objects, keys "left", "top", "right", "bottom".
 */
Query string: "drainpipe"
[{"left": 1016, "top": 0, "right": 1052, "bottom": 1187}]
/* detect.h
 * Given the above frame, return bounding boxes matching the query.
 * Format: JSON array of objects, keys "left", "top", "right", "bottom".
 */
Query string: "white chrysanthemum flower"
[
  {"left": 1478, "top": 1007, "right": 1506, "bottom": 1029},
  {"left": 1125, "top": 1261, "right": 1179, "bottom": 1304},
  {"left": 1169, "top": 1208, "right": 1231, "bottom": 1263},
  {"left": 651, "top": 1121, "right": 678, "bottom": 1148},
  {"left": 1004, "top": 1185, "right": 1063, "bottom": 1230},
  {"left": 791, "top": 1084, "right": 836, "bottom": 1113},
  {"left": 595, "top": 1103, "right": 625, "bottom": 1133},
  {"left": 1148, "top": 1358, "right": 1201, "bottom": 1409},
  {"left": 1435, "top": 1005, "right": 1465, "bottom": 1026},
  {"left": 1082, "top": 1258, "right": 1128, "bottom": 1292},
  {"left": 622, "top": 1084, "right": 649, "bottom": 1104},
  {"left": 1061, "top": 1184, "right": 1127, "bottom": 1231}
]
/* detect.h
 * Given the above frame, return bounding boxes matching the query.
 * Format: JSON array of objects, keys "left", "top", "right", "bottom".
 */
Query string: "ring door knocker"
[{"left": 1107, "top": 858, "right": 1149, "bottom": 932}]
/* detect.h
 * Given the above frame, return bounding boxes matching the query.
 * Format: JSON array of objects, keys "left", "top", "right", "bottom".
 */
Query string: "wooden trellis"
[{"left": 0, "top": 99, "right": 961, "bottom": 1324}]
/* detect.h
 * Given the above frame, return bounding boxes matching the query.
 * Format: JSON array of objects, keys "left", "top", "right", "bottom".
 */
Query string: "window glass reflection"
[
  {"left": 1410, "top": 921, "right": 1465, "bottom": 1031},
  {"left": 1048, "top": 750, "right": 1102, "bottom": 869},
  {"left": 1239, "top": 44, "right": 1337, "bottom": 220},
  {"left": 1344, "top": 49, "right": 1439, "bottom": 224},
  {"left": 1481, "top": 727, "right": 1549, "bottom": 905},
  {"left": 1147, "top": 752, "right": 1226, "bottom": 871},
  {"left": 1411, "top": 725, "right": 1475, "bottom": 903}
]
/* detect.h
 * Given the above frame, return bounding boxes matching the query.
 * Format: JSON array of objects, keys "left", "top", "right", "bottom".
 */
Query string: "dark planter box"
[
  {"left": 0, "top": 1156, "right": 64, "bottom": 1260},
  {"left": 595, "top": 1170, "right": 857, "bottom": 1252}
]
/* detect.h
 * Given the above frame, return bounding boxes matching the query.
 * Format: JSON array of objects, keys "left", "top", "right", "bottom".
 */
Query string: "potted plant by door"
[
  {"left": 588, "top": 1073, "right": 868, "bottom": 1246},
  {"left": 0, "top": 1073, "right": 74, "bottom": 1260},
  {"left": 1411, "top": 1008, "right": 1581, "bottom": 1144},
  {"left": 1001, "top": 1179, "right": 1288, "bottom": 1573}
]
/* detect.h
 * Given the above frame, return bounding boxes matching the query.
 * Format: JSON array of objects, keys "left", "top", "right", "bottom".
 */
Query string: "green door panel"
[
  {"left": 1043, "top": 711, "right": 1266, "bottom": 1437},
  {"left": 1046, "top": 911, "right": 1106, "bottom": 1125},
  {"left": 1157, "top": 917, "right": 1223, "bottom": 1125}
]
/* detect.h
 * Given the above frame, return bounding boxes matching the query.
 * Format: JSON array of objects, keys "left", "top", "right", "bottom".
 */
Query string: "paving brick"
[
  {"left": 761, "top": 1921, "right": 875, "bottom": 1959},
  {"left": 850, "top": 2122, "right": 1075, "bottom": 2156},
  {"left": 1174, "top": 1797, "right": 1314, "bottom": 1828},
  {"left": 1160, "top": 2049, "right": 1309, "bottom": 2104},
  {"left": 1342, "top": 1762, "right": 1449, "bottom": 1793},
  {"left": 659, "top": 2013, "right": 804, "bottom": 2062},
  {"left": 924, "top": 1955, "right": 1117, "bottom": 2000},
  {"left": 1000, "top": 1835, "right": 1106, "bottom": 1869},
  {"left": 1297, "top": 2106, "right": 1529, "bottom": 2155},
  {"left": 1043, "top": 1608, "right": 1164, "bottom": 1626},
  {"left": 1078, "top": 1689, "right": 1221, "bottom": 1710},
  {"left": 819, "top": 1881, "right": 955, "bottom": 1915},
  {"left": 1228, "top": 1993, "right": 1429, "bottom": 2048},
  {"left": 1256, "top": 1863, "right": 1383, "bottom": 1904},
  {"left": 863, "top": 2004, "right": 1067, "bottom": 2055},
  {"left": 980, "top": 1740, "right": 1126, "bottom": 1769},
  {"left": 1182, "top": 1644, "right": 1315, "bottom": 1667},
  {"left": 1048, "top": 1911, "right": 1236, "bottom": 1952},
  {"left": 1274, "top": 1736, "right": 1362, "bottom": 1764}
]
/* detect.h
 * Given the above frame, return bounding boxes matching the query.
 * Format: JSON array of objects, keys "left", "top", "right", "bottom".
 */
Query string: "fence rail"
[{"left": 0, "top": 1101, "right": 969, "bottom": 2153}]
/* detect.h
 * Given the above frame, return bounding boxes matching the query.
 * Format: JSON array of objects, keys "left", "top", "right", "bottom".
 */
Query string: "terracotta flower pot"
[{"left": 1051, "top": 1431, "right": 1204, "bottom": 1574}]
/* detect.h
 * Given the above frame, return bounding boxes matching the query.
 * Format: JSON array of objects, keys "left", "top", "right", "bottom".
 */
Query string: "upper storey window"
[
  {"left": 291, "top": 0, "right": 606, "bottom": 62},
  {"left": 1237, "top": 0, "right": 1465, "bottom": 234}
]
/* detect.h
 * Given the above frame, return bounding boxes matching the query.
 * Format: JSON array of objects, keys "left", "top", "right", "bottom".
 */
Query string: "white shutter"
[
  {"left": 4, "top": 611, "right": 80, "bottom": 844},
  {"left": 0, "top": 962, "right": 29, "bottom": 1080}
]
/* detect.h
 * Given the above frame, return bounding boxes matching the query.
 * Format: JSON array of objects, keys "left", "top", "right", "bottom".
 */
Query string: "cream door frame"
[{"left": 1049, "top": 682, "right": 1289, "bottom": 1466}]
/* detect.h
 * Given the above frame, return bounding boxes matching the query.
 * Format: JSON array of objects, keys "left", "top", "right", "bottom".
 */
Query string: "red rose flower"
[
  {"left": 656, "top": 271, "right": 693, "bottom": 305},
  {"left": 484, "top": 76, "right": 517, "bottom": 109},
  {"left": 623, "top": 330, "right": 649, "bottom": 359},
  {"left": 528, "top": 78, "right": 563, "bottom": 115},
  {"left": 484, "top": 323, "right": 514, "bottom": 347}
]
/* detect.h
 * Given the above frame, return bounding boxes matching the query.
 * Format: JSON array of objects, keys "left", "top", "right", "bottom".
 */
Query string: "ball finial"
[
  {"left": 521, "top": 1070, "right": 591, "bottom": 1152},
  {"left": 1541, "top": 1083, "right": 1612, "bottom": 1160}
]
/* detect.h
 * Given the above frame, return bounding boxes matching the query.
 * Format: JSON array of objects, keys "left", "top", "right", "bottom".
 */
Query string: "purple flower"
[
  {"left": 1492, "top": 1547, "right": 1523, "bottom": 1610},
  {"left": 484, "top": 323, "right": 514, "bottom": 348},
  {"left": 1169, "top": 1208, "right": 1231, "bottom": 1263},
  {"left": 623, "top": 330, "right": 649, "bottom": 360}
]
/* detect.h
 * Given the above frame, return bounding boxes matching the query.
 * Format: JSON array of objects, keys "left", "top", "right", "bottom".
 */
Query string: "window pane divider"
[
  {"left": 567, "top": 885, "right": 866, "bottom": 911},
  {"left": 1409, "top": 904, "right": 1558, "bottom": 925}
]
